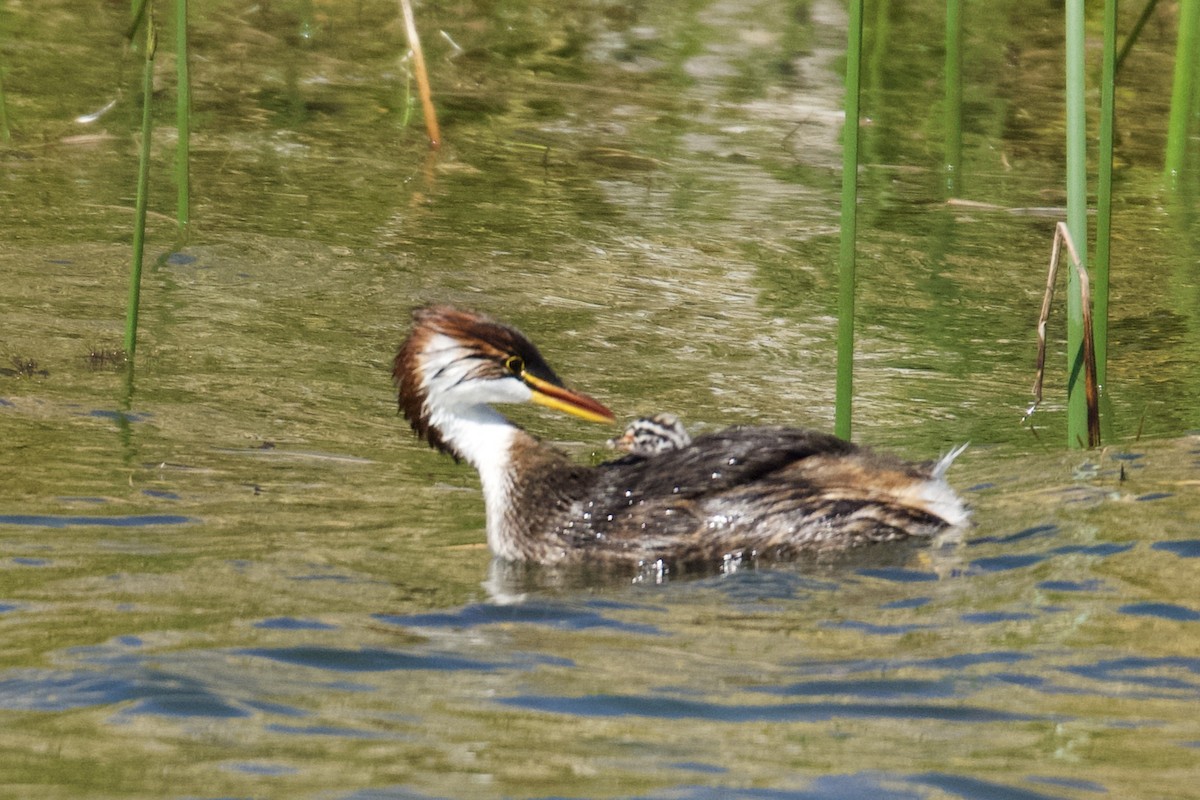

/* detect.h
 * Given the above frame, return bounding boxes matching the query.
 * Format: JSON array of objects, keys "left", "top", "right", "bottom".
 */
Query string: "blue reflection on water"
[
  {"left": 1051, "top": 543, "right": 1135, "bottom": 557},
  {"left": 1153, "top": 539, "right": 1200, "bottom": 558},
  {"left": 267, "top": 722, "right": 393, "bottom": 739},
  {"left": 377, "top": 599, "right": 664, "bottom": 636},
  {"left": 499, "top": 693, "right": 1046, "bottom": 723},
  {"left": 243, "top": 642, "right": 574, "bottom": 673},
  {"left": 960, "top": 611, "right": 1037, "bottom": 624},
  {"left": 9, "top": 557, "right": 51, "bottom": 566},
  {"left": 220, "top": 761, "right": 298, "bottom": 776},
  {"left": 1063, "top": 656, "right": 1200, "bottom": 694},
  {"left": 969, "top": 524, "right": 1058, "bottom": 546},
  {"left": 916, "top": 652, "right": 1031, "bottom": 669},
  {"left": 0, "top": 667, "right": 250, "bottom": 718},
  {"left": 237, "top": 646, "right": 508, "bottom": 673},
  {"left": 1038, "top": 579, "right": 1106, "bottom": 591},
  {"left": 881, "top": 596, "right": 932, "bottom": 609},
  {"left": 751, "top": 677, "right": 958, "bottom": 700},
  {"left": 857, "top": 567, "right": 939, "bottom": 583},
  {"left": 634, "top": 773, "right": 926, "bottom": 800},
  {"left": 339, "top": 789, "right": 448, "bottom": 800},
  {"left": 126, "top": 690, "right": 251, "bottom": 718},
  {"left": 1118, "top": 602, "right": 1200, "bottom": 622},
  {"left": 1026, "top": 774, "right": 1109, "bottom": 793},
  {"left": 0, "top": 670, "right": 141, "bottom": 711},
  {"left": 255, "top": 617, "right": 339, "bottom": 630},
  {"left": 912, "top": 772, "right": 1073, "bottom": 800}
]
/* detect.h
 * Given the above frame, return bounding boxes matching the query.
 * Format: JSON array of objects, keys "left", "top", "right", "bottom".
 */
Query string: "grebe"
[
  {"left": 609, "top": 413, "right": 692, "bottom": 456},
  {"left": 394, "top": 306, "right": 969, "bottom": 570}
]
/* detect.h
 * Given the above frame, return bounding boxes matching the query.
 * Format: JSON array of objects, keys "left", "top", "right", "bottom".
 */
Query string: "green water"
[{"left": 2, "top": 0, "right": 1199, "bottom": 797}]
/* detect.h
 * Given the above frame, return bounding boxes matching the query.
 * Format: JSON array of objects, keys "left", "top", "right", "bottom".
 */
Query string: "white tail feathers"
[
  {"left": 932, "top": 442, "right": 969, "bottom": 480},
  {"left": 922, "top": 443, "right": 970, "bottom": 527}
]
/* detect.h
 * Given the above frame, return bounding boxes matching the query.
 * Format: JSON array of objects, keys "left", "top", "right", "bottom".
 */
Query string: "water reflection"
[{"left": 3, "top": 487, "right": 1199, "bottom": 797}]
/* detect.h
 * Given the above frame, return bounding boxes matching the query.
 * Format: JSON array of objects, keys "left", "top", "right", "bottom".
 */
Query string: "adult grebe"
[
  {"left": 394, "top": 306, "right": 969, "bottom": 569},
  {"left": 608, "top": 413, "right": 693, "bottom": 456}
]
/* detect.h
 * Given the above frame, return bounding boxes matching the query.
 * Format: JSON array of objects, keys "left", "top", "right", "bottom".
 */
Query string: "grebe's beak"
[{"left": 521, "top": 371, "right": 615, "bottom": 424}]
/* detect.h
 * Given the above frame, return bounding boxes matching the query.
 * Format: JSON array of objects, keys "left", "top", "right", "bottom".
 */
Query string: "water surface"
[{"left": 1, "top": 0, "right": 1199, "bottom": 797}]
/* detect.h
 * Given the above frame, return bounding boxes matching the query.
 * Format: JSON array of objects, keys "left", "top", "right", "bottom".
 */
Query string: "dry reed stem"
[
  {"left": 1026, "top": 221, "right": 1101, "bottom": 447},
  {"left": 398, "top": 0, "right": 440, "bottom": 149}
]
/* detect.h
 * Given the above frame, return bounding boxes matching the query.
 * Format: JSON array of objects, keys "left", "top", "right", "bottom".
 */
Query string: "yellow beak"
[{"left": 523, "top": 372, "right": 615, "bottom": 424}]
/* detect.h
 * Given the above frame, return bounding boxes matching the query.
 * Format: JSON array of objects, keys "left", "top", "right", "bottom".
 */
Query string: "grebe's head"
[{"left": 394, "top": 306, "right": 614, "bottom": 456}]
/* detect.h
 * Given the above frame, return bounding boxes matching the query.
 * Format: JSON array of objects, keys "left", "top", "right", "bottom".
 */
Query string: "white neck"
[
  {"left": 415, "top": 332, "right": 544, "bottom": 560},
  {"left": 427, "top": 403, "right": 522, "bottom": 560}
]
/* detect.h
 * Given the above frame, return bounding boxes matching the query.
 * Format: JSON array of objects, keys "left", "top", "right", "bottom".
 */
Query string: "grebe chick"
[
  {"left": 394, "top": 306, "right": 969, "bottom": 570},
  {"left": 608, "top": 413, "right": 692, "bottom": 456}
]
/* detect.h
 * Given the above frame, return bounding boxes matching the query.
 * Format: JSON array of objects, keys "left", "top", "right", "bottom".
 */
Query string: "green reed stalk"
[
  {"left": 126, "top": 0, "right": 150, "bottom": 42},
  {"left": 125, "top": 18, "right": 157, "bottom": 358},
  {"left": 835, "top": 0, "right": 865, "bottom": 441},
  {"left": 0, "top": 65, "right": 11, "bottom": 143},
  {"left": 944, "top": 0, "right": 963, "bottom": 194},
  {"left": 175, "top": 0, "right": 190, "bottom": 242},
  {"left": 1165, "top": 0, "right": 1200, "bottom": 184},
  {"left": 1095, "top": 0, "right": 1117, "bottom": 389},
  {"left": 1064, "top": 0, "right": 1090, "bottom": 447},
  {"left": 1115, "top": 0, "right": 1159, "bottom": 75}
]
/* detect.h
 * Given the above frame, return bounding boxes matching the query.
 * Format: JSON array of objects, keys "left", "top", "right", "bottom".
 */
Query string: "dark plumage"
[{"left": 394, "top": 306, "right": 969, "bottom": 572}]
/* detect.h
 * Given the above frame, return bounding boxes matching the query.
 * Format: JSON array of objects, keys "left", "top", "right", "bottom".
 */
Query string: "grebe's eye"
[{"left": 504, "top": 355, "right": 524, "bottom": 375}]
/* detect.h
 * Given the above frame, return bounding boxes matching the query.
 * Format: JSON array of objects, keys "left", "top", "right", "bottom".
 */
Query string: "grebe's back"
[{"left": 578, "top": 425, "right": 965, "bottom": 563}]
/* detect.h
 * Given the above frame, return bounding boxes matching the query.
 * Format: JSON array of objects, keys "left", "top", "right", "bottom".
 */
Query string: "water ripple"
[
  {"left": 499, "top": 692, "right": 1046, "bottom": 723},
  {"left": 751, "top": 677, "right": 957, "bottom": 700},
  {"left": 254, "top": 617, "right": 340, "bottom": 631},
  {"left": 914, "top": 651, "right": 1032, "bottom": 670},
  {"left": 1037, "top": 579, "right": 1107, "bottom": 592},
  {"left": 856, "top": 567, "right": 939, "bottom": 583},
  {"left": 237, "top": 646, "right": 505, "bottom": 673},
  {"left": 0, "top": 513, "right": 194, "bottom": 528},
  {"left": 376, "top": 600, "right": 663, "bottom": 635},
  {"left": 821, "top": 619, "right": 931, "bottom": 636},
  {"left": 1050, "top": 542, "right": 1135, "bottom": 557},
  {"left": 0, "top": 669, "right": 140, "bottom": 711},
  {"left": 635, "top": 773, "right": 925, "bottom": 800},
  {"left": 1152, "top": 539, "right": 1200, "bottom": 558},
  {"left": 912, "top": 771, "right": 1080, "bottom": 800},
  {"left": 969, "top": 553, "right": 1046, "bottom": 573},
  {"left": 960, "top": 611, "right": 1038, "bottom": 624},
  {"left": 1118, "top": 602, "right": 1200, "bottom": 622},
  {"left": 1063, "top": 656, "right": 1200, "bottom": 693},
  {"left": 125, "top": 689, "right": 250, "bottom": 718},
  {"left": 0, "top": 666, "right": 250, "bottom": 718},
  {"left": 969, "top": 524, "right": 1058, "bottom": 546}
]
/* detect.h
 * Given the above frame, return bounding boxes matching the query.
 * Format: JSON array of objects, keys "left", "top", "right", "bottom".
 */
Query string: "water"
[{"left": 2, "top": 0, "right": 1200, "bottom": 797}]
